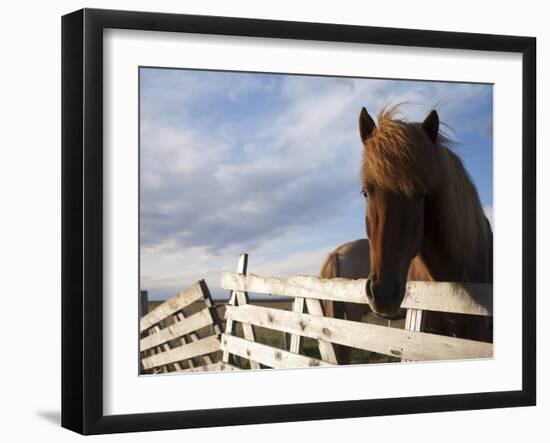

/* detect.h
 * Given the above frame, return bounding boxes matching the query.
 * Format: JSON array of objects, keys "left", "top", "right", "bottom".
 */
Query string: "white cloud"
[{"left": 140, "top": 70, "right": 493, "bottom": 299}]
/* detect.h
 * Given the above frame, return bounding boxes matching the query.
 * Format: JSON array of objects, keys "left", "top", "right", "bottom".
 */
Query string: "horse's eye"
[{"left": 362, "top": 184, "right": 375, "bottom": 199}]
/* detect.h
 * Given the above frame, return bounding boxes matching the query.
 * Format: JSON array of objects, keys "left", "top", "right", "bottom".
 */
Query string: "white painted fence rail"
[
  {"left": 224, "top": 303, "right": 492, "bottom": 361},
  {"left": 221, "top": 265, "right": 493, "bottom": 365},
  {"left": 221, "top": 273, "right": 493, "bottom": 316},
  {"left": 140, "top": 255, "right": 493, "bottom": 374},
  {"left": 139, "top": 279, "right": 224, "bottom": 374}
]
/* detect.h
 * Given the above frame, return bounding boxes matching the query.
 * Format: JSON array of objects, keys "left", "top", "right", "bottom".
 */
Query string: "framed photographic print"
[{"left": 61, "top": 8, "right": 536, "bottom": 435}]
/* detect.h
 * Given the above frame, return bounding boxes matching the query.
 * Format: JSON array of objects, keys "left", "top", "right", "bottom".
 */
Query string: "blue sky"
[{"left": 140, "top": 68, "right": 493, "bottom": 300}]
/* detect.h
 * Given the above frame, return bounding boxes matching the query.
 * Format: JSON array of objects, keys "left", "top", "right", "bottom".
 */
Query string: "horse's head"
[{"left": 359, "top": 106, "right": 444, "bottom": 317}]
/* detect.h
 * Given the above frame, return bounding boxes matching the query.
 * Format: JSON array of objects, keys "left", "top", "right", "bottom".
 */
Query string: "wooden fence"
[
  {"left": 139, "top": 280, "right": 238, "bottom": 374},
  {"left": 219, "top": 254, "right": 493, "bottom": 368}
]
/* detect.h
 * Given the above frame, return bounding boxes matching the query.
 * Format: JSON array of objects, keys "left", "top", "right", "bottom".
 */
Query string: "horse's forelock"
[{"left": 360, "top": 105, "right": 455, "bottom": 196}]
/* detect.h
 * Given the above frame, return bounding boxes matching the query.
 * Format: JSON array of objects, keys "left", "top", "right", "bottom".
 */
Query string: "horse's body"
[
  {"left": 320, "top": 239, "right": 372, "bottom": 320},
  {"left": 321, "top": 105, "right": 492, "bottom": 364},
  {"left": 320, "top": 239, "right": 372, "bottom": 364}
]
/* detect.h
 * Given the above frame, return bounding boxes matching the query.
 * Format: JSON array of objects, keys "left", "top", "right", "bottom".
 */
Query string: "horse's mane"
[
  {"left": 360, "top": 105, "right": 492, "bottom": 281},
  {"left": 360, "top": 105, "right": 455, "bottom": 196}
]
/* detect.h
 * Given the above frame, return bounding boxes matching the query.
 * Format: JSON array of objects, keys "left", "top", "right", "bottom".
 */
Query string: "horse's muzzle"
[{"left": 365, "top": 275, "right": 404, "bottom": 317}]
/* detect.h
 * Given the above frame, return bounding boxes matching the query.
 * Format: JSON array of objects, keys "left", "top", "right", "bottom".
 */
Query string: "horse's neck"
[
  {"left": 408, "top": 256, "right": 435, "bottom": 281},
  {"left": 410, "top": 191, "right": 491, "bottom": 283},
  {"left": 408, "top": 239, "right": 465, "bottom": 283},
  {"left": 416, "top": 236, "right": 460, "bottom": 282}
]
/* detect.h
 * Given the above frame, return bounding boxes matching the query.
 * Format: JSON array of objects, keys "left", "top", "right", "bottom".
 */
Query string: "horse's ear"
[
  {"left": 422, "top": 110, "right": 439, "bottom": 143},
  {"left": 359, "top": 107, "right": 376, "bottom": 143}
]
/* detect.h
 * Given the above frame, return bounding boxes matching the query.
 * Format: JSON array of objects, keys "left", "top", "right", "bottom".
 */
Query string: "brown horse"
[
  {"left": 320, "top": 239, "right": 408, "bottom": 363},
  {"left": 320, "top": 239, "right": 371, "bottom": 315},
  {"left": 320, "top": 239, "right": 370, "bottom": 364},
  {"left": 359, "top": 105, "right": 493, "bottom": 342}
]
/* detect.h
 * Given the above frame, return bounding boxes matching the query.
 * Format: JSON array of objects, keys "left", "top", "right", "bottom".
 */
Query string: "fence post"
[
  {"left": 402, "top": 308, "right": 425, "bottom": 362},
  {"left": 305, "top": 299, "right": 338, "bottom": 363},
  {"left": 289, "top": 298, "right": 305, "bottom": 354},
  {"left": 139, "top": 290, "right": 149, "bottom": 319},
  {"left": 222, "top": 254, "right": 260, "bottom": 369},
  {"left": 222, "top": 256, "right": 246, "bottom": 364},
  {"left": 138, "top": 290, "right": 148, "bottom": 374}
]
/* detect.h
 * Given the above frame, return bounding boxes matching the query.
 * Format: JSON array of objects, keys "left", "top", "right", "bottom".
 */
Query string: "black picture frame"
[{"left": 61, "top": 8, "right": 536, "bottom": 435}]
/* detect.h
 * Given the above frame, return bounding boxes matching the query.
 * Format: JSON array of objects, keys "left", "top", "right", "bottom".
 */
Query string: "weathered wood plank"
[
  {"left": 141, "top": 335, "right": 221, "bottom": 370},
  {"left": 140, "top": 308, "right": 214, "bottom": 351},
  {"left": 222, "top": 272, "right": 367, "bottom": 303},
  {"left": 225, "top": 304, "right": 493, "bottom": 361},
  {"left": 221, "top": 273, "right": 492, "bottom": 316},
  {"left": 405, "top": 309, "right": 425, "bottom": 332},
  {"left": 222, "top": 254, "right": 260, "bottom": 369},
  {"left": 140, "top": 325, "right": 172, "bottom": 373},
  {"left": 402, "top": 308, "right": 425, "bottom": 362},
  {"left": 404, "top": 281, "right": 492, "bottom": 316},
  {"left": 235, "top": 291, "right": 260, "bottom": 370},
  {"left": 305, "top": 298, "right": 338, "bottom": 364},
  {"left": 232, "top": 256, "right": 260, "bottom": 369},
  {"left": 220, "top": 334, "right": 333, "bottom": 369},
  {"left": 289, "top": 297, "right": 305, "bottom": 354},
  {"left": 140, "top": 280, "right": 208, "bottom": 331},
  {"left": 152, "top": 324, "right": 182, "bottom": 371},
  {"left": 176, "top": 362, "right": 241, "bottom": 373},
  {"left": 222, "top": 255, "right": 247, "bottom": 363},
  {"left": 222, "top": 292, "right": 238, "bottom": 364},
  {"left": 175, "top": 312, "right": 214, "bottom": 366},
  {"left": 173, "top": 312, "right": 195, "bottom": 368}
]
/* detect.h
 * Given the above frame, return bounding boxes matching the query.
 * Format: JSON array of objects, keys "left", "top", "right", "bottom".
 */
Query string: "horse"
[
  {"left": 320, "top": 239, "right": 371, "bottom": 321},
  {"left": 357, "top": 105, "right": 493, "bottom": 344},
  {"left": 320, "top": 239, "right": 408, "bottom": 364},
  {"left": 320, "top": 239, "right": 371, "bottom": 364}
]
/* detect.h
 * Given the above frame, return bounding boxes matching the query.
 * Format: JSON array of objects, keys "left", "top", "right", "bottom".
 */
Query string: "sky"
[{"left": 140, "top": 68, "right": 493, "bottom": 300}]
